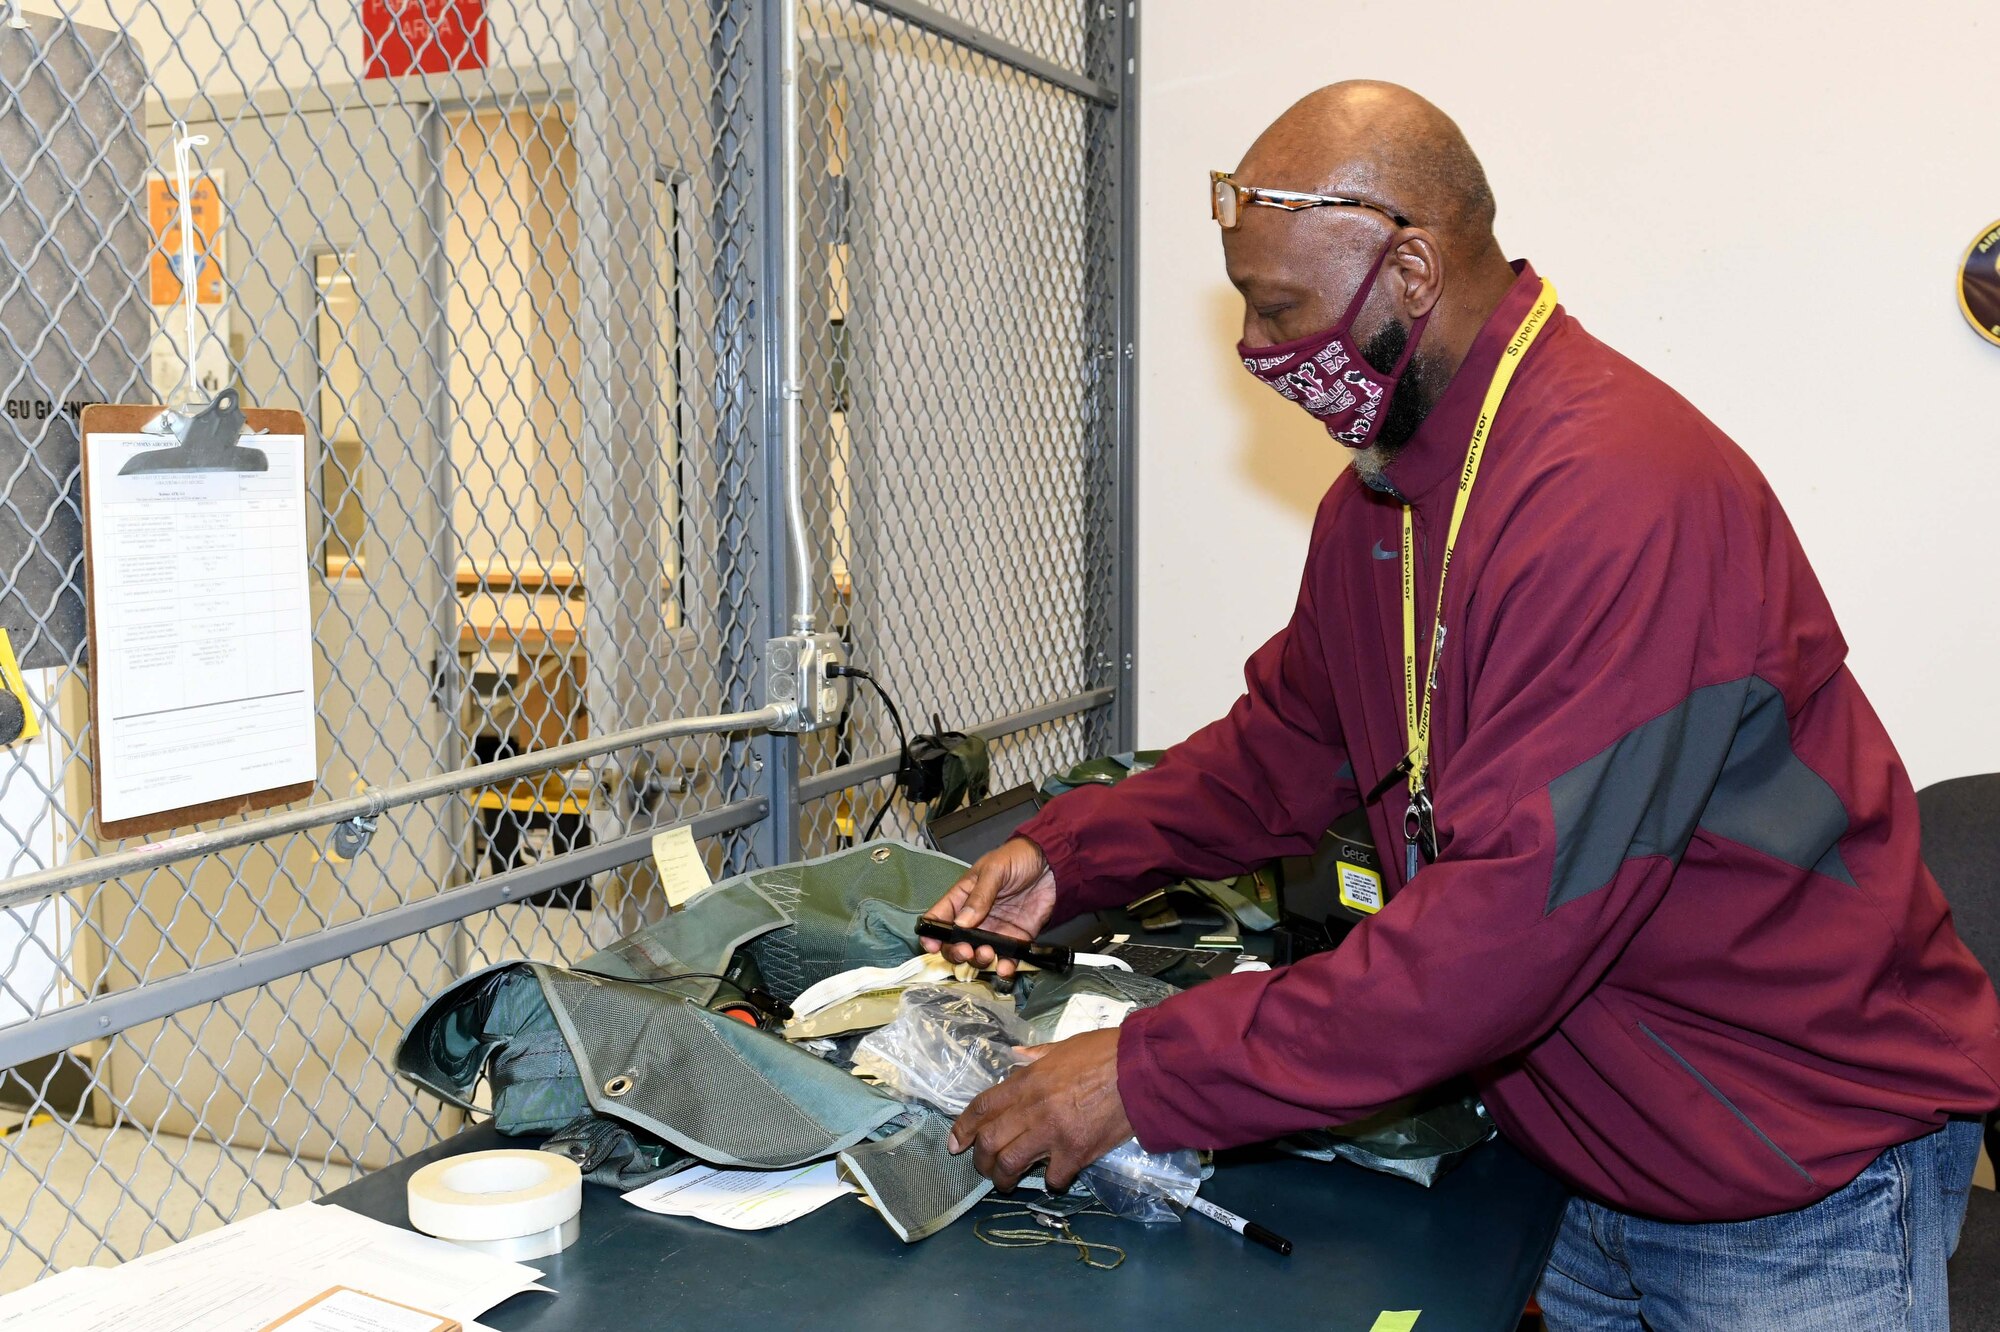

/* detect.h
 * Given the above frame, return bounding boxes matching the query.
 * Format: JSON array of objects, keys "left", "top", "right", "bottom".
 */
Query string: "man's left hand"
[{"left": 947, "top": 1028, "right": 1133, "bottom": 1191}]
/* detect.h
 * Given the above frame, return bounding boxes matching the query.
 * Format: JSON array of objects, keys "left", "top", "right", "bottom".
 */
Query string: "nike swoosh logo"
[{"left": 1371, "top": 541, "right": 1397, "bottom": 560}]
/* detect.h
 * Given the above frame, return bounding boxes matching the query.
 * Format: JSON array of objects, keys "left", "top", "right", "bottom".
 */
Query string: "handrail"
[{"left": 0, "top": 705, "right": 787, "bottom": 910}]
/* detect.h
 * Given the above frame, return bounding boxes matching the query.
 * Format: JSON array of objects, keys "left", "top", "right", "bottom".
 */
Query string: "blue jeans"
[{"left": 1537, "top": 1118, "right": 1984, "bottom": 1331}]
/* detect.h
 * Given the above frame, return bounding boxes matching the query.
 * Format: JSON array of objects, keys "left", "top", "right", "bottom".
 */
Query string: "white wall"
[{"left": 1135, "top": 0, "right": 2000, "bottom": 790}]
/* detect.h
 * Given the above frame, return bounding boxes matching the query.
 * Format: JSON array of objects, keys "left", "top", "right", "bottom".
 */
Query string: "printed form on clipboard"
[{"left": 83, "top": 430, "right": 317, "bottom": 828}]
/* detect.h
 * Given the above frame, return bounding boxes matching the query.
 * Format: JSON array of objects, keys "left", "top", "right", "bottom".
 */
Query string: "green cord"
[{"left": 973, "top": 1205, "right": 1126, "bottom": 1270}]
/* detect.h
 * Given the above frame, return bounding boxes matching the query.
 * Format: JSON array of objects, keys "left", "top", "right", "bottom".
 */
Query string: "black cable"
[
  {"left": 831, "top": 666, "right": 910, "bottom": 844},
  {"left": 567, "top": 967, "right": 794, "bottom": 1024},
  {"left": 861, "top": 782, "right": 896, "bottom": 843},
  {"left": 568, "top": 967, "right": 748, "bottom": 998}
]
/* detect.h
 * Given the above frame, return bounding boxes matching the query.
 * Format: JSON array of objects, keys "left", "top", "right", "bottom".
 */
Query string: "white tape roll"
[{"left": 407, "top": 1150, "right": 583, "bottom": 1251}]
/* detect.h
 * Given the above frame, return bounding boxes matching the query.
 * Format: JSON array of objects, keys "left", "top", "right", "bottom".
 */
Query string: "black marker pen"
[{"left": 1188, "top": 1195, "right": 1293, "bottom": 1256}]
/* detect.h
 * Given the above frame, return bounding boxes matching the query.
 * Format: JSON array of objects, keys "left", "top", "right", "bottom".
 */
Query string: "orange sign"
[{"left": 148, "top": 175, "right": 224, "bottom": 306}]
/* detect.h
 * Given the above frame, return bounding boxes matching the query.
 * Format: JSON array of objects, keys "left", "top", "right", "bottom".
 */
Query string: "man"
[{"left": 925, "top": 82, "right": 2000, "bottom": 1329}]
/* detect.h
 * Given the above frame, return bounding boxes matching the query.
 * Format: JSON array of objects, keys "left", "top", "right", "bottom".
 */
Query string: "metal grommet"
[
  {"left": 870, "top": 846, "right": 893, "bottom": 863},
  {"left": 603, "top": 1075, "right": 634, "bottom": 1098}
]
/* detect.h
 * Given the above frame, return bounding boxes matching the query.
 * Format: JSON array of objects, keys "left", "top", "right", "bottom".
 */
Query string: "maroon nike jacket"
[{"left": 1017, "top": 261, "right": 2000, "bottom": 1221}]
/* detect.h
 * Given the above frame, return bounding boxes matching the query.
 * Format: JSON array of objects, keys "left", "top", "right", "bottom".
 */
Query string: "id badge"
[{"left": 1403, "top": 787, "right": 1438, "bottom": 880}]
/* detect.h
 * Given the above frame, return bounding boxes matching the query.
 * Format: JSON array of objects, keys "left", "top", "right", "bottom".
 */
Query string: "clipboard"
[
  {"left": 80, "top": 392, "right": 318, "bottom": 838},
  {"left": 258, "top": 1285, "right": 461, "bottom": 1332}
]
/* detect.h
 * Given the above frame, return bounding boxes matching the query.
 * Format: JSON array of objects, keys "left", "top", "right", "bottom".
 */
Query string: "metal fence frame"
[{"left": 0, "top": 0, "right": 1136, "bottom": 1284}]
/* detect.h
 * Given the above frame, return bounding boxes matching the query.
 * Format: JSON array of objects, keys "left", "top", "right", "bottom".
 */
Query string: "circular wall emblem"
[{"left": 1959, "top": 219, "right": 2000, "bottom": 347}]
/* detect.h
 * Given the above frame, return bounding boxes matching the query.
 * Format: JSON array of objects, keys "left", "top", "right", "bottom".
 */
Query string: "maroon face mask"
[{"left": 1237, "top": 239, "right": 1432, "bottom": 448}]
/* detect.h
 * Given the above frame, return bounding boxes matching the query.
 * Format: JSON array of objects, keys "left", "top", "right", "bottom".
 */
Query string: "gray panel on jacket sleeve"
[
  {"left": 1697, "top": 677, "right": 1855, "bottom": 887},
  {"left": 1546, "top": 678, "right": 1750, "bottom": 913}
]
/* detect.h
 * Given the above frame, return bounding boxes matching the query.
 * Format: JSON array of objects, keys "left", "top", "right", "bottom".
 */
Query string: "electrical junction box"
[{"left": 765, "top": 632, "right": 848, "bottom": 732}]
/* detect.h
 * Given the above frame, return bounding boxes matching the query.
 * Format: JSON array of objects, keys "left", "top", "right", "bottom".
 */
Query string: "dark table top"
[{"left": 325, "top": 1122, "right": 1566, "bottom": 1332}]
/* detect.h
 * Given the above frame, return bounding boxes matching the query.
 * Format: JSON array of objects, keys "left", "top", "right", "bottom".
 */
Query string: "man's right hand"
[{"left": 921, "top": 837, "right": 1059, "bottom": 978}]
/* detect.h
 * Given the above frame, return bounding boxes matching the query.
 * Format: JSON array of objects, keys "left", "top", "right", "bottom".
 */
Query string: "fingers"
[
  {"left": 919, "top": 878, "right": 973, "bottom": 954},
  {"left": 953, "top": 857, "right": 1005, "bottom": 928},
  {"left": 953, "top": 1087, "right": 1043, "bottom": 1189},
  {"left": 976, "top": 1124, "right": 1047, "bottom": 1192},
  {"left": 924, "top": 851, "right": 1037, "bottom": 972},
  {"left": 949, "top": 1073, "right": 1024, "bottom": 1153},
  {"left": 949, "top": 1068, "right": 1062, "bottom": 1190},
  {"left": 951, "top": 1088, "right": 1063, "bottom": 1192}
]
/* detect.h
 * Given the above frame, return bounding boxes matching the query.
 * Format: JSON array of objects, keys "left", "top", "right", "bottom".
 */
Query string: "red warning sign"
[{"left": 362, "top": 0, "right": 488, "bottom": 80}]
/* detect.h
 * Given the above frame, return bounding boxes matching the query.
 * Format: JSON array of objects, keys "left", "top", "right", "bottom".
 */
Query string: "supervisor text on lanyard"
[{"left": 1373, "top": 278, "right": 1558, "bottom": 881}]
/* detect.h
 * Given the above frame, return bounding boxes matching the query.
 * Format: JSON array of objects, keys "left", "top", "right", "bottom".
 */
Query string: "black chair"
[{"left": 1918, "top": 774, "right": 2000, "bottom": 1332}]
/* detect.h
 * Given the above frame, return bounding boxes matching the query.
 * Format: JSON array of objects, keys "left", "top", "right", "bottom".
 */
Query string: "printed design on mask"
[
  {"left": 1331, "top": 369, "right": 1385, "bottom": 444},
  {"left": 1244, "top": 342, "right": 1357, "bottom": 417}
]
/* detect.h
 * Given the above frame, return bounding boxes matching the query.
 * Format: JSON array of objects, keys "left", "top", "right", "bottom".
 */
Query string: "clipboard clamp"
[{"left": 126, "top": 387, "right": 269, "bottom": 475}]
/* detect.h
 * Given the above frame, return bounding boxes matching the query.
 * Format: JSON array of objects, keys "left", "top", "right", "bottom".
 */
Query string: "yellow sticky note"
[
  {"left": 652, "top": 824, "right": 712, "bottom": 908},
  {"left": 1369, "top": 1314, "right": 1421, "bottom": 1332},
  {"left": 0, "top": 629, "right": 39, "bottom": 744}
]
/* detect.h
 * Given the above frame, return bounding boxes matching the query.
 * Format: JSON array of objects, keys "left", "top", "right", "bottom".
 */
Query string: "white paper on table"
[
  {"left": 622, "top": 1160, "right": 856, "bottom": 1230},
  {"left": 0, "top": 1202, "right": 550, "bottom": 1332},
  {"left": 83, "top": 431, "right": 317, "bottom": 824}
]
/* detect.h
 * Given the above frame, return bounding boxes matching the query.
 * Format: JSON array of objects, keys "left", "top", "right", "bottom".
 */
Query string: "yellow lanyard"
[{"left": 1400, "top": 277, "right": 1558, "bottom": 799}]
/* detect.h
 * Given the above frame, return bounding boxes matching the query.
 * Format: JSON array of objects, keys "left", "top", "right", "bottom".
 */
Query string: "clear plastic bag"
[
  {"left": 1276, "top": 1091, "right": 1496, "bottom": 1187},
  {"left": 1079, "top": 1139, "right": 1201, "bottom": 1223},
  {"left": 849, "top": 986, "right": 1025, "bottom": 1115},
  {"left": 850, "top": 984, "right": 1199, "bottom": 1223}
]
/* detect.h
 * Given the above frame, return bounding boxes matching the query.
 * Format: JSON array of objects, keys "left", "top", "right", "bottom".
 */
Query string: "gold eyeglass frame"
[{"left": 1210, "top": 170, "right": 1411, "bottom": 231}]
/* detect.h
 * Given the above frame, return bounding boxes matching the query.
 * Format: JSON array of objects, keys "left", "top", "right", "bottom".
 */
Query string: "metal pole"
[
  {"left": 0, "top": 796, "right": 772, "bottom": 1071},
  {"left": 421, "top": 102, "right": 475, "bottom": 983},
  {"left": 757, "top": 0, "right": 802, "bottom": 861},
  {"left": 778, "top": 0, "right": 814, "bottom": 636},
  {"left": 0, "top": 705, "right": 786, "bottom": 909},
  {"left": 1113, "top": 0, "right": 1140, "bottom": 752}
]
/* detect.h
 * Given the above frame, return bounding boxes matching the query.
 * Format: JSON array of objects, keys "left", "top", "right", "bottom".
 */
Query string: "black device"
[
  {"left": 915, "top": 919, "right": 1074, "bottom": 973},
  {"left": 1089, "top": 938, "right": 1241, "bottom": 983},
  {"left": 927, "top": 781, "right": 1043, "bottom": 863},
  {"left": 1272, "top": 808, "right": 1385, "bottom": 964}
]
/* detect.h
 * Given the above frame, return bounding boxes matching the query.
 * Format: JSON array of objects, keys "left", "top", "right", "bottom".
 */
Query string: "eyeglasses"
[{"left": 1210, "top": 170, "right": 1411, "bottom": 231}]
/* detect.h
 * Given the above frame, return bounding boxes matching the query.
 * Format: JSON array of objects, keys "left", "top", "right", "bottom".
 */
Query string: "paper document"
[
  {"left": 651, "top": 823, "right": 712, "bottom": 907},
  {"left": 84, "top": 432, "right": 316, "bottom": 823},
  {"left": 623, "top": 1161, "right": 855, "bottom": 1230},
  {"left": 260, "top": 1286, "right": 456, "bottom": 1332},
  {"left": 0, "top": 1202, "right": 549, "bottom": 1332}
]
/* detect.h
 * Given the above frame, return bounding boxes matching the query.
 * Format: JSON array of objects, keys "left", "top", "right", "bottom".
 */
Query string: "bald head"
[
  {"left": 1238, "top": 81, "right": 1496, "bottom": 262},
  {"left": 1222, "top": 82, "right": 1516, "bottom": 485}
]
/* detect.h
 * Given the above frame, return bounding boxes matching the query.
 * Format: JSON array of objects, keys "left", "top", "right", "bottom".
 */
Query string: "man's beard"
[{"left": 1346, "top": 319, "right": 1438, "bottom": 493}]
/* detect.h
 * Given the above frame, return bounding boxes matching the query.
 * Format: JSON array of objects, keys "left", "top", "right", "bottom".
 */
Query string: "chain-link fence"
[
  {"left": 0, "top": 0, "right": 1131, "bottom": 1289},
  {"left": 790, "top": 0, "right": 1130, "bottom": 853}
]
